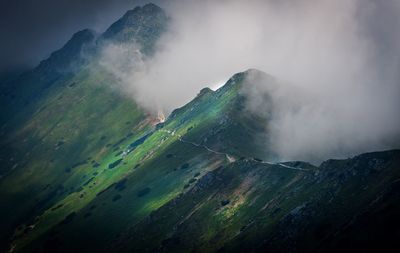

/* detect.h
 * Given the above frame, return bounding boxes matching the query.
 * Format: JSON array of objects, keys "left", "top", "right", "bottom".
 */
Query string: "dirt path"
[{"left": 159, "top": 129, "right": 310, "bottom": 172}]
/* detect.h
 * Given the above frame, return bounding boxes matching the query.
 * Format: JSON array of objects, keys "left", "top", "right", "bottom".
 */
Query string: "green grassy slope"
[
  {"left": 0, "top": 66, "right": 152, "bottom": 250},
  {"left": 1, "top": 3, "right": 399, "bottom": 253},
  {"left": 5, "top": 68, "right": 271, "bottom": 252},
  {"left": 0, "top": 4, "right": 169, "bottom": 251},
  {"left": 166, "top": 70, "right": 272, "bottom": 159},
  {"left": 4, "top": 67, "right": 399, "bottom": 253}
]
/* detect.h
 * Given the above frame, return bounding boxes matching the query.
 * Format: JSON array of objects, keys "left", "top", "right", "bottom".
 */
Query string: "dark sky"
[
  {"left": 0, "top": 0, "right": 161, "bottom": 73},
  {"left": 0, "top": 0, "right": 398, "bottom": 77}
]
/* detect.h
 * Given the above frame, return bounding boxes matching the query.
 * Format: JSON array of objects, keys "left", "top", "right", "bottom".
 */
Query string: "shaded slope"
[
  {"left": 114, "top": 150, "right": 400, "bottom": 253},
  {"left": 0, "top": 29, "right": 96, "bottom": 128}
]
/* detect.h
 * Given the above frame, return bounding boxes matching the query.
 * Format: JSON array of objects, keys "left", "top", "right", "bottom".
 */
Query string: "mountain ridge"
[{"left": 0, "top": 3, "right": 399, "bottom": 253}]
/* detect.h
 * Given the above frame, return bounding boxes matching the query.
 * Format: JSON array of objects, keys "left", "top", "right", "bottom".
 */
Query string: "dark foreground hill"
[{"left": 0, "top": 3, "right": 399, "bottom": 253}]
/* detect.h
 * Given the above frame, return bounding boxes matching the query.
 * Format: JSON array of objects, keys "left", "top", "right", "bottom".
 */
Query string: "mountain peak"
[
  {"left": 49, "top": 28, "right": 96, "bottom": 59},
  {"left": 141, "top": 3, "right": 163, "bottom": 12},
  {"left": 36, "top": 29, "right": 96, "bottom": 74},
  {"left": 122, "top": 3, "right": 164, "bottom": 20},
  {"left": 100, "top": 3, "right": 168, "bottom": 54},
  {"left": 235, "top": 68, "right": 270, "bottom": 81},
  {"left": 70, "top": 28, "right": 96, "bottom": 41},
  {"left": 216, "top": 68, "right": 273, "bottom": 93}
]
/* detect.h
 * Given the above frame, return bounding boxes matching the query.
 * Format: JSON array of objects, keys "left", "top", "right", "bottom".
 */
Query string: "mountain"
[
  {"left": 100, "top": 3, "right": 167, "bottom": 54},
  {"left": 0, "top": 3, "right": 399, "bottom": 253},
  {"left": 114, "top": 149, "right": 400, "bottom": 253},
  {"left": 36, "top": 29, "right": 96, "bottom": 76},
  {"left": 0, "top": 29, "right": 95, "bottom": 126},
  {"left": 0, "top": 4, "right": 168, "bottom": 251},
  {"left": 0, "top": 2, "right": 167, "bottom": 128}
]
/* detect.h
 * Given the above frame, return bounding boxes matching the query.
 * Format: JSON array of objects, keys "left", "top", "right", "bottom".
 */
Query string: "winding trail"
[{"left": 159, "top": 129, "right": 309, "bottom": 172}]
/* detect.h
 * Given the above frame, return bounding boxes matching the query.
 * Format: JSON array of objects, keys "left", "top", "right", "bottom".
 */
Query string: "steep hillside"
[
  {"left": 1, "top": 3, "right": 399, "bottom": 253},
  {"left": 2, "top": 66, "right": 274, "bottom": 252},
  {"left": 115, "top": 150, "right": 400, "bottom": 253},
  {"left": 0, "top": 3, "right": 168, "bottom": 251},
  {"left": 3, "top": 65, "right": 400, "bottom": 252}
]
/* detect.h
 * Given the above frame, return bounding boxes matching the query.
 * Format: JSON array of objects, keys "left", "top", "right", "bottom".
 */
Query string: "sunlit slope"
[
  {"left": 165, "top": 69, "right": 272, "bottom": 159},
  {"left": 0, "top": 66, "right": 152, "bottom": 250},
  {"left": 8, "top": 68, "right": 399, "bottom": 253},
  {"left": 2, "top": 66, "right": 399, "bottom": 253},
  {"left": 0, "top": 3, "right": 169, "bottom": 251},
  {"left": 7, "top": 69, "right": 271, "bottom": 252}
]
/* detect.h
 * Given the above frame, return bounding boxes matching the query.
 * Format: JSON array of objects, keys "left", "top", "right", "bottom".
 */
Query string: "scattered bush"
[
  {"left": 114, "top": 179, "right": 127, "bottom": 191},
  {"left": 65, "top": 160, "right": 88, "bottom": 173},
  {"left": 51, "top": 204, "right": 63, "bottom": 211},
  {"left": 221, "top": 199, "right": 230, "bottom": 206},
  {"left": 137, "top": 187, "right": 151, "bottom": 197},
  {"left": 59, "top": 212, "right": 76, "bottom": 225},
  {"left": 113, "top": 137, "right": 127, "bottom": 147},
  {"left": 128, "top": 133, "right": 152, "bottom": 150},
  {"left": 108, "top": 159, "right": 123, "bottom": 169},
  {"left": 83, "top": 177, "right": 95, "bottom": 186},
  {"left": 112, "top": 194, "right": 122, "bottom": 202},
  {"left": 55, "top": 141, "right": 65, "bottom": 147},
  {"left": 180, "top": 163, "right": 190, "bottom": 170}
]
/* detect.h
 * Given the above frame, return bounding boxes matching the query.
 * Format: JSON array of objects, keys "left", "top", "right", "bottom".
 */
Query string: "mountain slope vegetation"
[{"left": 0, "top": 3, "right": 399, "bottom": 253}]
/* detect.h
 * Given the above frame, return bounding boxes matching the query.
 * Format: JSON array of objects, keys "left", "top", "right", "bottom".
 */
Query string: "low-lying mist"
[{"left": 100, "top": 0, "right": 400, "bottom": 163}]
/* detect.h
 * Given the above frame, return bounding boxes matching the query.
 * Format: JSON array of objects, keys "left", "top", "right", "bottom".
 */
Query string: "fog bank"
[{"left": 101, "top": 0, "right": 400, "bottom": 162}]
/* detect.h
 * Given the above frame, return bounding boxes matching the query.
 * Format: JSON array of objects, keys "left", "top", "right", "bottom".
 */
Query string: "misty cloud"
[{"left": 100, "top": 0, "right": 400, "bottom": 162}]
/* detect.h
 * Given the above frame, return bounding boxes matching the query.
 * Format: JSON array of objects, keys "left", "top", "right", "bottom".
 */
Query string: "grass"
[{"left": 1, "top": 67, "right": 399, "bottom": 253}]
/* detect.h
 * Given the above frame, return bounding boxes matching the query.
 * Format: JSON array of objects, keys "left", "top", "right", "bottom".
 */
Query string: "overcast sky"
[{"left": 0, "top": 0, "right": 160, "bottom": 73}]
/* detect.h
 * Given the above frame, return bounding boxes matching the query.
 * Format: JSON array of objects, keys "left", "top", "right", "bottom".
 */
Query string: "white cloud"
[{"left": 100, "top": 0, "right": 400, "bottom": 162}]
